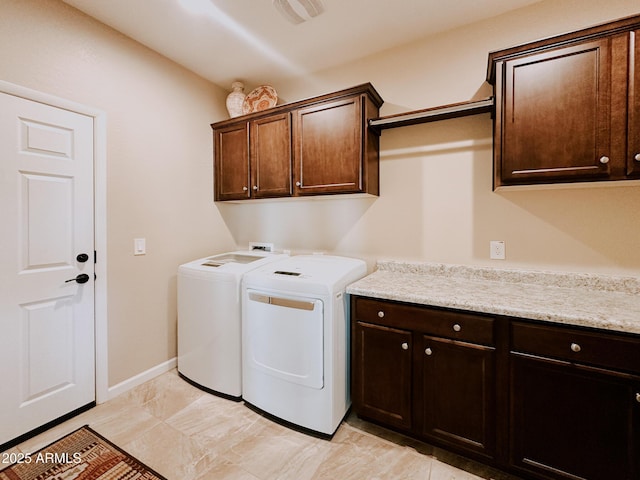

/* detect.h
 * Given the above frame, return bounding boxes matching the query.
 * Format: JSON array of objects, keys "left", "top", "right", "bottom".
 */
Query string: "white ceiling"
[{"left": 62, "top": 0, "right": 541, "bottom": 89}]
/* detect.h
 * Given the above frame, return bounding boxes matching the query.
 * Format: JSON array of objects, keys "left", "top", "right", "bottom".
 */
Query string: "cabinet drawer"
[
  {"left": 511, "top": 321, "right": 640, "bottom": 374},
  {"left": 352, "top": 297, "right": 494, "bottom": 346}
]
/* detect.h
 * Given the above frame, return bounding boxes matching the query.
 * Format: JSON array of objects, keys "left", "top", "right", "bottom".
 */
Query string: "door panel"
[
  {"left": 293, "top": 96, "right": 362, "bottom": 194},
  {"left": 251, "top": 113, "right": 292, "bottom": 197},
  {"left": 510, "top": 354, "right": 637, "bottom": 480},
  {"left": 353, "top": 321, "right": 413, "bottom": 430},
  {"left": 420, "top": 336, "right": 496, "bottom": 459},
  {"left": 214, "top": 122, "right": 249, "bottom": 200},
  {"left": 0, "top": 92, "right": 95, "bottom": 446},
  {"left": 501, "top": 39, "right": 612, "bottom": 184},
  {"left": 21, "top": 173, "right": 73, "bottom": 269}
]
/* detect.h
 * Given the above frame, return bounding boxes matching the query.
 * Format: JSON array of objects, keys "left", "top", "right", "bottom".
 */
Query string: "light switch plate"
[{"left": 134, "top": 238, "right": 146, "bottom": 255}]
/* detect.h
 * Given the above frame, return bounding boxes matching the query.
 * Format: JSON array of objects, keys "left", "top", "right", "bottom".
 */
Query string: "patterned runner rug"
[{"left": 0, "top": 425, "right": 167, "bottom": 480}]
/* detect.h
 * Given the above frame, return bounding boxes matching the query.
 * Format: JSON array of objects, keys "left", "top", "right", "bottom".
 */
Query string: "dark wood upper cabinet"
[
  {"left": 294, "top": 96, "right": 362, "bottom": 195},
  {"left": 499, "top": 38, "right": 614, "bottom": 184},
  {"left": 212, "top": 83, "right": 382, "bottom": 201},
  {"left": 629, "top": 29, "right": 640, "bottom": 177},
  {"left": 214, "top": 122, "right": 250, "bottom": 201},
  {"left": 489, "top": 14, "right": 640, "bottom": 188},
  {"left": 250, "top": 113, "right": 292, "bottom": 199}
]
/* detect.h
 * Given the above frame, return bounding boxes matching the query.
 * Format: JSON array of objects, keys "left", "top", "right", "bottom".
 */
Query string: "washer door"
[{"left": 245, "top": 290, "right": 324, "bottom": 389}]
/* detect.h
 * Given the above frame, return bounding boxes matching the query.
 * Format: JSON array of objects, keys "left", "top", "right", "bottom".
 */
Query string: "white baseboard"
[{"left": 105, "top": 357, "right": 177, "bottom": 402}]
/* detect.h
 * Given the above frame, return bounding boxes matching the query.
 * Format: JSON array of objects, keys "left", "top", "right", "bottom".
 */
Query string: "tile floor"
[{"left": 2, "top": 370, "right": 523, "bottom": 480}]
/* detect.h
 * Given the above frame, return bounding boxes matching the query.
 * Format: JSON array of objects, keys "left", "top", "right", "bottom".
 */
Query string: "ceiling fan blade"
[
  {"left": 273, "top": 0, "right": 305, "bottom": 24},
  {"left": 298, "top": 0, "right": 324, "bottom": 18},
  {"left": 272, "top": 0, "right": 325, "bottom": 25}
]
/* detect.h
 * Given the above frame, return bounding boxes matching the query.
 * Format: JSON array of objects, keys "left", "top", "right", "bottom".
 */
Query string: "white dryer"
[
  {"left": 177, "top": 246, "right": 287, "bottom": 399},
  {"left": 241, "top": 255, "right": 366, "bottom": 435}
]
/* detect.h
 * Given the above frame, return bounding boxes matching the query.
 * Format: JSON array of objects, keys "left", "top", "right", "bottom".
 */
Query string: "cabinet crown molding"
[{"left": 487, "top": 13, "right": 640, "bottom": 84}]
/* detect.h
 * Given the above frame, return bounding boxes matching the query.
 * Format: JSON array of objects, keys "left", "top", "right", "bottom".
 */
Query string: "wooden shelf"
[{"left": 369, "top": 97, "right": 494, "bottom": 133}]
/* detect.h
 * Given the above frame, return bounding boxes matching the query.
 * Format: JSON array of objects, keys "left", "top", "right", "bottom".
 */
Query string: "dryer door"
[{"left": 245, "top": 290, "right": 324, "bottom": 389}]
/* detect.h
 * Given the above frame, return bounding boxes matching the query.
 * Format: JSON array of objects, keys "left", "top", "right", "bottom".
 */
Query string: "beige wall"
[
  {"left": 232, "top": 0, "right": 640, "bottom": 276},
  {"left": 0, "top": 0, "right": 235, "bottom": 386},
  {"left": 2, "top": 0, "right": 639, "bottom": 388}
]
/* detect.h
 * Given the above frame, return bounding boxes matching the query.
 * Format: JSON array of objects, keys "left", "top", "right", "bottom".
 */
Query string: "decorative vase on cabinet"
[{"left": 226, "top": 81, "right": 246, "bottom": 118}]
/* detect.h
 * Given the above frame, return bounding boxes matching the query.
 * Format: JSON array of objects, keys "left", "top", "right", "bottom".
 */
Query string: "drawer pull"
[
  {"left": 425, "top": 347, "right": 433, "bottom": 356},
  {"left": 401, "top": 342, "right": 409, "bottom": 350},
  {"left": 636, "top": 393, "right": 640, "bottom": 403},
  {"left": 453, "top": 323, "right": 461, "bottom": 332},
  {"left": 570, "top": 343, "right": 581, "bottom": 353},
  {"left": 377, "top": 311, "right": 385, "bottom": 318}
]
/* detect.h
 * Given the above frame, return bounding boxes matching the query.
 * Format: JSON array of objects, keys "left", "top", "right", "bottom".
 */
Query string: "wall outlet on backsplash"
[{"left": 490, "top": 240, "right": 505, "bottom": 260}]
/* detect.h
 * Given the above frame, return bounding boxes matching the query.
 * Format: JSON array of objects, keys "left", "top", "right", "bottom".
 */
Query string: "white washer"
[
  {"left": 177, "top": 247, "right": 287, "bottom": 399},
  {"left": 241, "top": 255, "right": 367, "bottom": 435}
]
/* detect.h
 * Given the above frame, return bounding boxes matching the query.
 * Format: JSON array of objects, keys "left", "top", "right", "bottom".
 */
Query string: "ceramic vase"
[{"left": 226, "top": 81, "right": 246, "bottom": 118}]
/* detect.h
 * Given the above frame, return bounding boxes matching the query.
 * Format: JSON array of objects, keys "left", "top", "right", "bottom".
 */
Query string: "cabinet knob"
[
  {"left": 401, "top": 342, "right": 409, "bottom": 350},
  {"left": 425, "top": 347, "right": 433, "bottom": 356},
  {"left": 635, "top": 153, "right": 640, "bottom": 162},
  {"left": 599, "top": 156, "right": 610, "bottom": 165},
  {"left": 570, "top": 343, "right": 581, "bottom": 353},
  {"left": 636, "top": 393, "right": 640, "bottom": 403},
  {"left": 242, "top": 186, "right": 248, "bottom": 191},
  {"left": 453, "top": 323, "right": 461, "bottom": 332},
  {"left": 296, "top": 181, "right": 301, "bottom": 187},
  {"left": 253, "top": 185, "right": 258, "bottom": 190},
  {"left": 377, "top": 311, "right": 385, "bottom": 318}
]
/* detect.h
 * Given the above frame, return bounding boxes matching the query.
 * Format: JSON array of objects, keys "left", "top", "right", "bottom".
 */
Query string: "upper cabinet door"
[
  {"left": 497, "top": 38, "right": 614, "bottom": 187},
  {"left": 214, "top": 122, "right": 250, "bottom": 201},
  {"left": 250, "top": 113, "right": 292, "bottom": 198},
  {"left": 293, "top": 95, "right": 363, "bottom": 195},
  {"left": 628, "top": 30, "right": 640, "bottom": 177}
]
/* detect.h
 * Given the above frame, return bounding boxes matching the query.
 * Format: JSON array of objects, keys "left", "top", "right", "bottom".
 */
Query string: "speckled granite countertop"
[{"left": 346, "top": 260, "right": 640, "bottom": 335}]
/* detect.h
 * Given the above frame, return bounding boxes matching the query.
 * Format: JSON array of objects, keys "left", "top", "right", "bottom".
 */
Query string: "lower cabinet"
[
  {"left": 351, "top": 296, "right": 498, "bottom": 462},
  {"left": 510, "top": 354, "right": 638, "bottom": 480},
  {"left": 420, "top": 335, "right": 496, "bottom": 460},
  {"left": 353, "top": 322, "right": 412, "bottom": 431},
  {"left": 351, "top": 295, "right": 640, "bottom": 480},
  {"left": 509, "top": 321, "right": 640, "bottom": 480}
]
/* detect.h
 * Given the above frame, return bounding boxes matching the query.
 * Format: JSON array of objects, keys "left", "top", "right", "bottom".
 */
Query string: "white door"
[{"left": 0, "top": 92, "right": 95, "bottom": 445}]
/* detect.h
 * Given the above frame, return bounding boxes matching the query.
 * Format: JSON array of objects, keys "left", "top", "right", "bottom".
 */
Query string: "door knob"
[
  {"left": 76, "top": 253, "right": 89, "bottom": 263},
  {"left": 65, "top": 273, "right": 90, "bottom": 284}
]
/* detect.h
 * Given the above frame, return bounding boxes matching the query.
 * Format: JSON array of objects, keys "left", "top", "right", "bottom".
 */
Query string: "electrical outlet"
[{"left": 490, "top": 240, "right": 505, "bottom": 260}]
